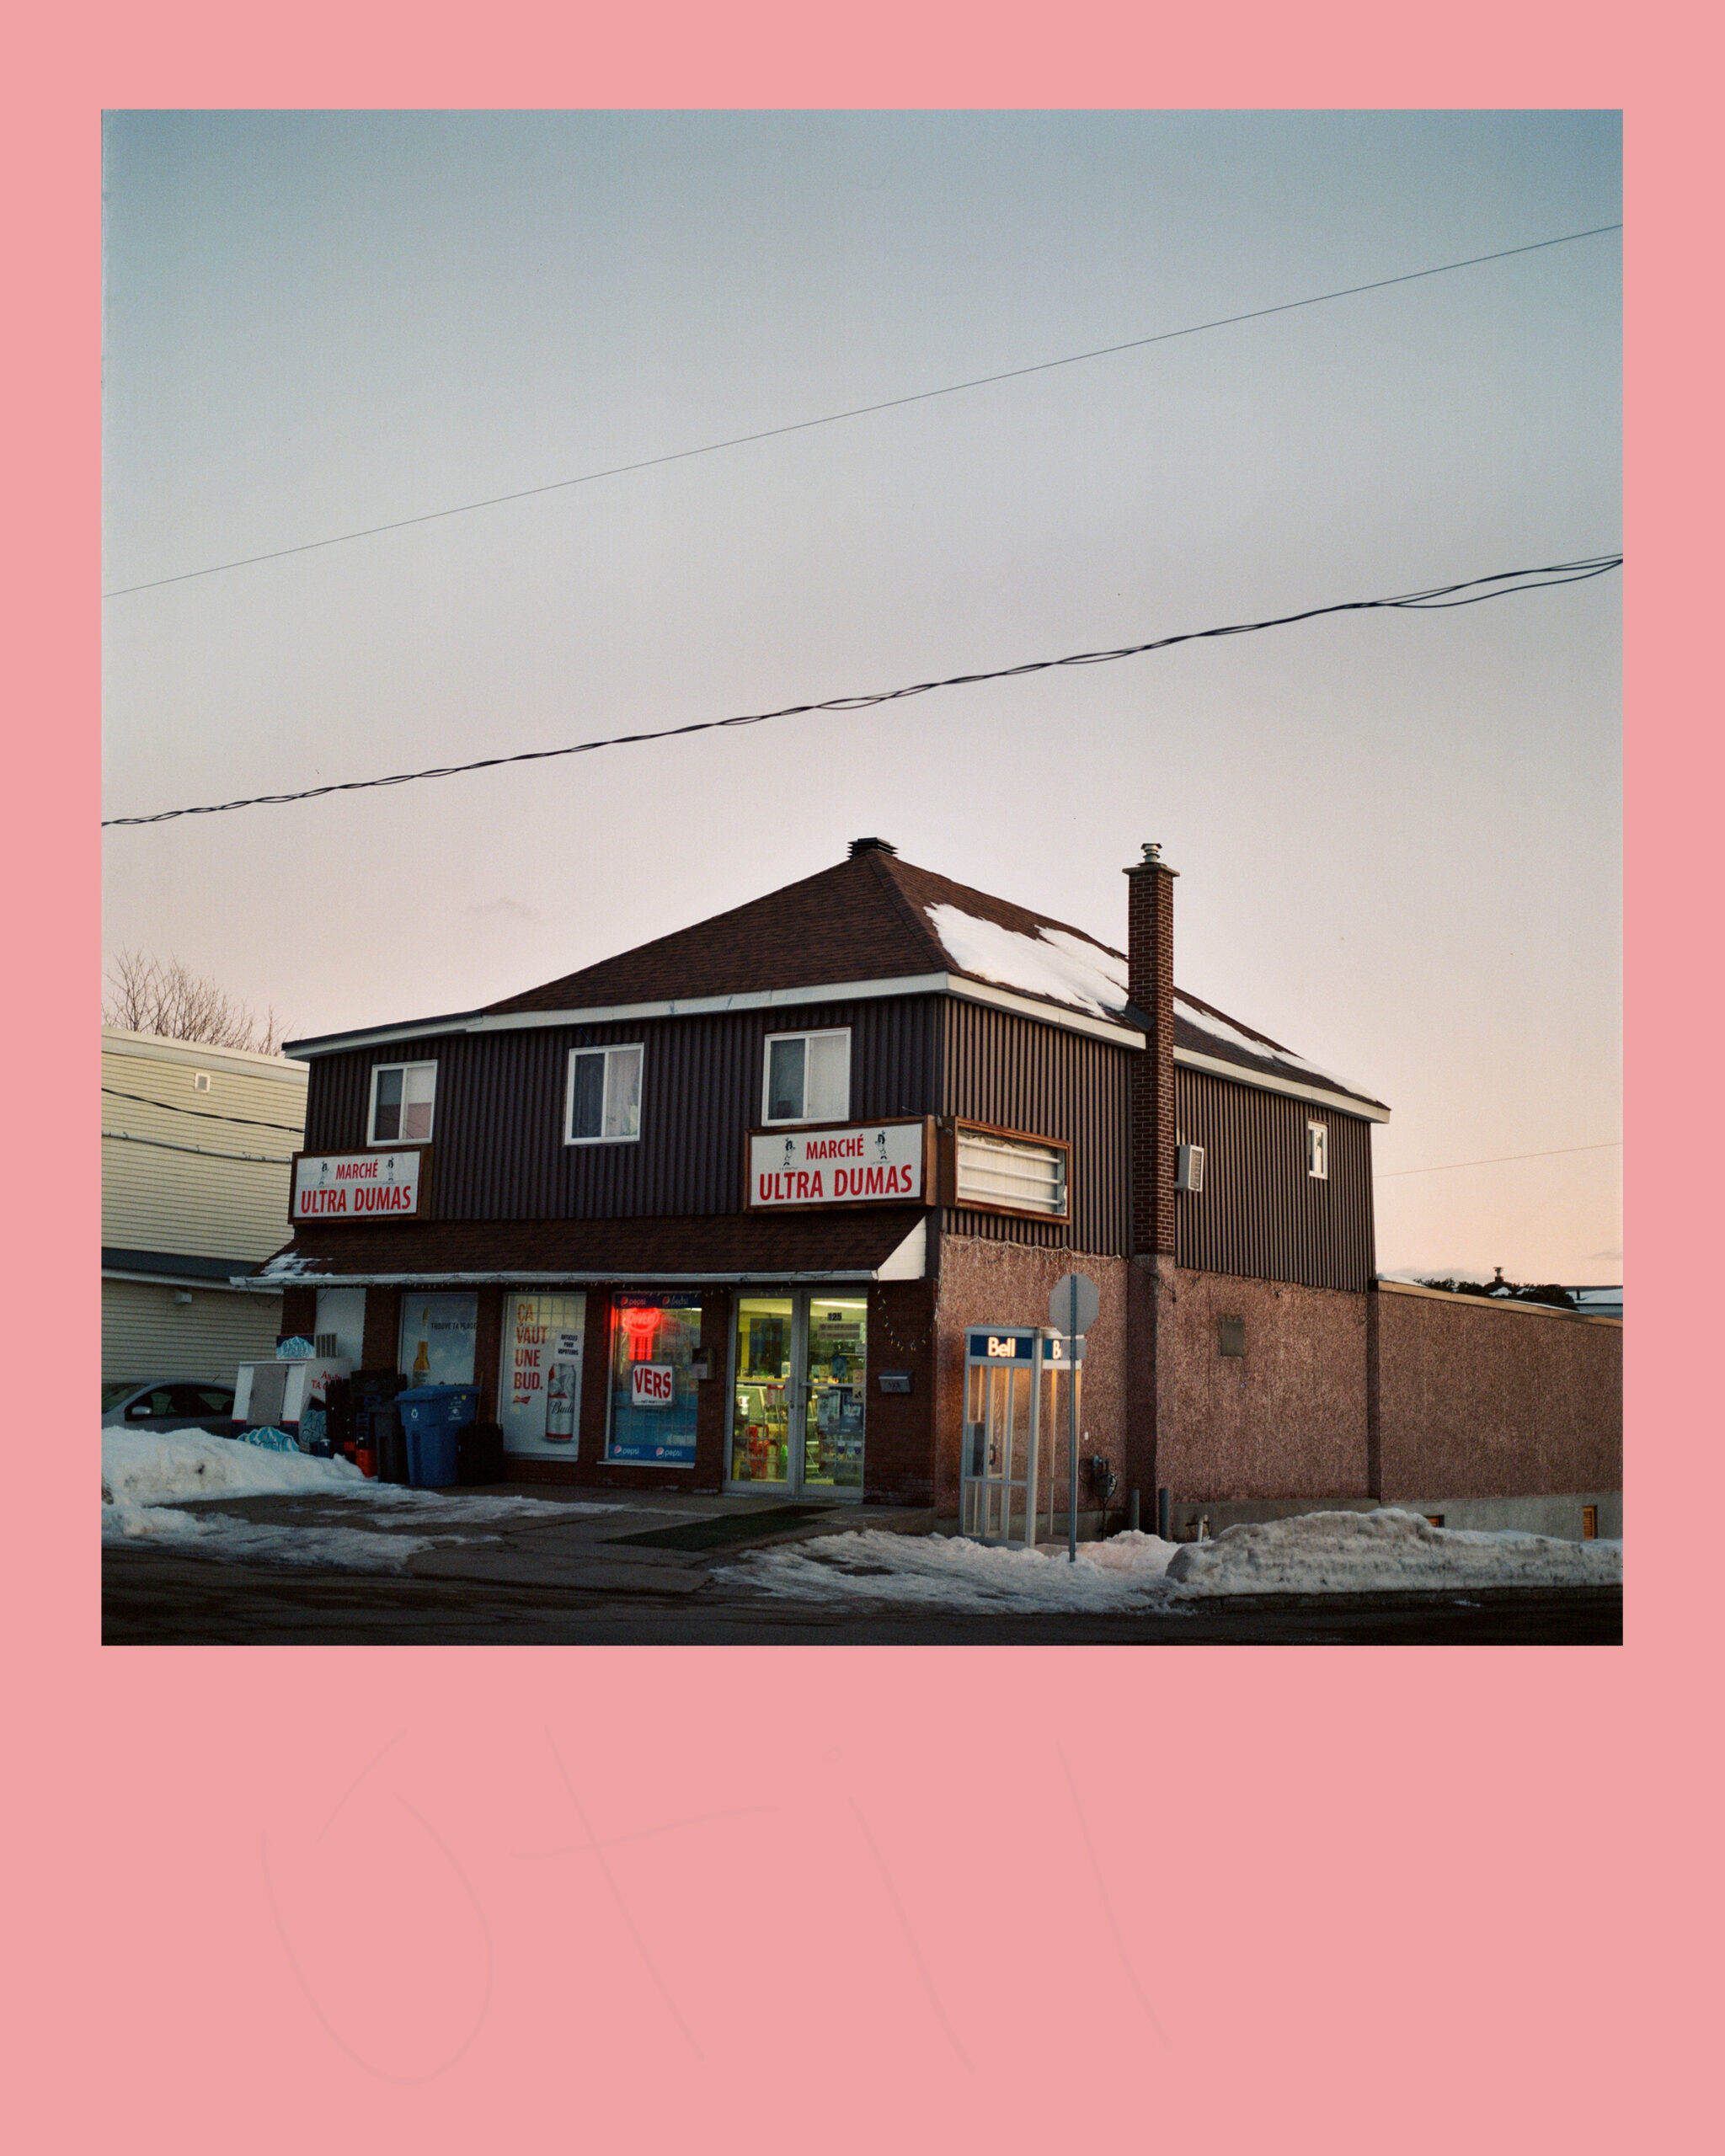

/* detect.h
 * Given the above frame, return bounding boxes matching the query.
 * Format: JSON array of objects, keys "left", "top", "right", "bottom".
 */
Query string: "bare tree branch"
[{"left": 102, "top": 951, "right": 291, "bottom": 1055}]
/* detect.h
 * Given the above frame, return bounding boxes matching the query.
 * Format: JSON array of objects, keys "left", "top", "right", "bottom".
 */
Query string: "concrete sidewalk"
[{"left": 175, "top": 1480, "right": 937, "bottom": 1598}]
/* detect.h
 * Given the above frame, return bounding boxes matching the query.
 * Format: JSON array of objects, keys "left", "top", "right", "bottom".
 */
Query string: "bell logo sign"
[{"left": 631, "top": 1364, "right": 675, "bottom": 1410}]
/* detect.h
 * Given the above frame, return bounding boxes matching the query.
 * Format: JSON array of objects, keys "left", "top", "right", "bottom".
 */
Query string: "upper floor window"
[
  {"left": 1306, "top": 1121, "right": 1328, "bottom": 1180},
  {"left": 567, "top": 1043, "right": 643, "bottom": 1144},
  {"left": 763, "top": 1029, "right": 850, "bottom": 1125},
  {"left": 370, "top": 1061, "right": 435, "bottom": 1145}
]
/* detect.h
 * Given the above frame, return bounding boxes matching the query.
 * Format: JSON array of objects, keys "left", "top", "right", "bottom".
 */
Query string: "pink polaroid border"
[{"left": 11, "top": 13, "right": 1699, "bottom": 2149}]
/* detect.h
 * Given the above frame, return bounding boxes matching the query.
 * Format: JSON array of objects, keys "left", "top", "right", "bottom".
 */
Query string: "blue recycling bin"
[{"left": 396, "top": 1385, "right": 480, "bottom": 1489}]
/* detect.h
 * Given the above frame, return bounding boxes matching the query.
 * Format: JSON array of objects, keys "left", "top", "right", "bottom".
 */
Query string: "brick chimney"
[{"left": 1125, "top": 841, "right": 1178, "bottom": 1256}]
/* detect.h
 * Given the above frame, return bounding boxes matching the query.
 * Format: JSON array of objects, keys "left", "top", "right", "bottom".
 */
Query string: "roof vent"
[{"left": 848, "top": 836, "right": 897, "bottom": 858}]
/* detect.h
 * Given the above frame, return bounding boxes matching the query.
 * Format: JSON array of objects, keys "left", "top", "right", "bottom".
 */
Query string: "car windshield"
[{"left": 101, "top": 1382, "right": 136, "bottom": 1408}]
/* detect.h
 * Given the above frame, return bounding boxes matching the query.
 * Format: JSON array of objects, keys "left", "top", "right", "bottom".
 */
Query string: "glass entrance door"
[{"left": 728, "top": 1290, "right": 867, "bottom": 1497}]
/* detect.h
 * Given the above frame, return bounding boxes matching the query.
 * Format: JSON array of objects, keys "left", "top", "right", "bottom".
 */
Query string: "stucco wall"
[
  {"left": 1373, "top": 1286, "right": 1622, "bottom": 1499},
  {"left": 932, "top": 1239, "right": 1129, "bottom": 1519},
  {"left": 1158, "top": 1269, "right": 1371, "bottom": 1501}
]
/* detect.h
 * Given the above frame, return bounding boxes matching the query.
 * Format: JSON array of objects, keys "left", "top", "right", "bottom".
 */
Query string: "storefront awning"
[{"left": 242, "top": 1208, "right": 930, "bottom": 1289}]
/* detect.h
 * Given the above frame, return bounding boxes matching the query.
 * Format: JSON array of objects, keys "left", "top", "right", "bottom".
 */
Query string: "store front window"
[
  {"left": 398, "top": 1293, "right": 478, "bottom": 1385},
  {"left": 605, "top": 1293, "right": 702, "bottom": 1467},
  {"left": 729, "top": 1291, "right": 866, "bottom": 1495},
  {"left": 500, "top": 1292, "right": 587, "bottom": 1456}
]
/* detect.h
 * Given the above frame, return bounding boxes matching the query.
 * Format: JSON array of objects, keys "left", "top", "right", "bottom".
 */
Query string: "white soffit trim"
[
  {"left": 238, "top": 1268, "right": 882, "bottom": 1289},
  {"left": 291, "top": 972, "right": 1145, "bottom": 1056},
  {"left": 104, "top": 1268, "right": 269, "bottom": 1295},
  {"left": 874, "top": 1219, "right": 927, "bottom": 1281},
  {"left": 1174, "top": 1046, "right": 1391, "bottom": 1123}
]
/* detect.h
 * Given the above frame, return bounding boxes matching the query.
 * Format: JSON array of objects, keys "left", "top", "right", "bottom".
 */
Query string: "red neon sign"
[{"left": 619, "top": 1305, "right": 662, "bottom": 1361}]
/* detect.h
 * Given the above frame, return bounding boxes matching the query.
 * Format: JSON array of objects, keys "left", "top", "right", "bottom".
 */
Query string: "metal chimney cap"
[
  {"left": 1126, "top": 840, "right": 1178, "bottom": 875},
  {"left": 848, "top": 836, "right": 898, "bottom": 858}
]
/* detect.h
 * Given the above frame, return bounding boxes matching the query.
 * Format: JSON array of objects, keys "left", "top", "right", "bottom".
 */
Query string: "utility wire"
[
  {"left": 103, "top": 223, "right": 1623, "bottom": 599},
  {"left": 1374, "top": 1140, "right": 1620, "bottom": 1179},
  {"left": 101, "top": 1085, "right": 304, "bottom": 1133},
  {"left": 102, "top": 554, "right": 1622, "bottom": 829},
  {"left": 101, "top": 1129, "right": 296, "bottom": 1166}
]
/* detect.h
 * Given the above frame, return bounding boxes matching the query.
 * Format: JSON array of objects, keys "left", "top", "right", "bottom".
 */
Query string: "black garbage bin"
[{"left": 371, "top": 1400, "right": 409, "bottom": 1486}]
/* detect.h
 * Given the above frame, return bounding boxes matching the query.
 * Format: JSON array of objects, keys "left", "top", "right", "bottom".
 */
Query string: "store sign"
[
  {"left": 292, "top": 1149, "right": 425, "bottom": 1221},
  {"left": 747, "top": 1120, "right": 927, "bottom": 1209},
  {"left": 631, "top": 1364, "right": 675, "bottom": 1410}
]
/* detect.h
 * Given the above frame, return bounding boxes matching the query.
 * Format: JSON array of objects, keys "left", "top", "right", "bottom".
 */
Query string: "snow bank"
[
  {"left": 1165, "top": 1509, "right": 1622, "bottom": 1595},
  {"left": 103, "top": 1427, "right": 369, "bottom": 1509},
  {"left": 720, "top": 1512, "right": 1620, "bottom": 1610},
  {"left": 718, "top": 1527, "right": 1184, "bottom": 1612},
  {"left": 100, "top": 1427, "right": 614, "bottom": 1572}
]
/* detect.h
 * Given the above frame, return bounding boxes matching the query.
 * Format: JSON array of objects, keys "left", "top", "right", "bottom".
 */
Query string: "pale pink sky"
[{"left": 102, "top": 109, "right": 1621, "bottom": 1280}]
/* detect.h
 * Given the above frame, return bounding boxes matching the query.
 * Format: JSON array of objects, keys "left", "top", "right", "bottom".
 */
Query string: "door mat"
[{"left": 609, "top": 1505, "right": 840, "bottom": 1552}]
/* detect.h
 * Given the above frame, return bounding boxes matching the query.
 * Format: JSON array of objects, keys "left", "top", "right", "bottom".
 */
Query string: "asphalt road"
[{"left": 102, "top": 1545, "right": 1622, "bottom": 1645}]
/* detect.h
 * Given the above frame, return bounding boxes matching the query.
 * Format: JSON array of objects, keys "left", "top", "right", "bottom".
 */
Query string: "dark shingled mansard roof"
[
  {"left": 483, "top": 846, "right": 1097, "bottom": 1014},
  {"left": 481, "top": 846, "right": 1386, "bottom": 1115},
  {"left": 286, "top": 846, "right": 1385, "bottom": 1116}
]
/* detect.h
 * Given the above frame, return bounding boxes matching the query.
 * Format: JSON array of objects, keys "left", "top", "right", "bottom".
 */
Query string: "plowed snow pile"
[
  {"left": 719, "top": 1510, "right": 1621, "bottom": 1610},
  {"left": 100, "top": 1427, "right": 601, "bottom": 1572}
]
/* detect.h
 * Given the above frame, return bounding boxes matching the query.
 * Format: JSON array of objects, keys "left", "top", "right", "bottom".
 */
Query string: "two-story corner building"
[
  {"left": 102, "top": 1027, "right": 308, "bottom": 1386},
  {"left": 258, "top": 837, "right": 1394, "bottom": 1521}
]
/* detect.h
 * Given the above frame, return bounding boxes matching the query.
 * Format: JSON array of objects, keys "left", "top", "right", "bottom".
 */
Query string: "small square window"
[
  {"left": 1306, "top": 1121, "right": 1328, "bottom": 1179},
  {"left": 567, "top": 1044, "right": 643, "bottom": 1144},
  {"left": 1218, "top": 1316, "right": 1246, "bottom": 1358},
  {"left": 370, "top": 1061, "right": 435, "bottom": 1145},
  {"left": 762, "top": 1029, "right": 850, "bottom": 1125}
]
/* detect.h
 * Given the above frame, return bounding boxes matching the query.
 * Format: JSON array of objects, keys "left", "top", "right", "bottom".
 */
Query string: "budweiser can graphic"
[{"left": 546, "top": 1360, "right": 577, "bottom": 1442}]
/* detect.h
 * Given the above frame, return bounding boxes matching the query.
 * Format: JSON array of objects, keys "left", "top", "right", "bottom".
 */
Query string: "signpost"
[{"left": 1049, "top": 1272, "right": 1099, "bottom": 1562}]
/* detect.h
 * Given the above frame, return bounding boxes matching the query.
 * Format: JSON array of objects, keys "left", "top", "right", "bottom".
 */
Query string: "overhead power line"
[
  {"left": 101, "top": 1129, "right": 296, "bottom": 1166},
  {"left": 103, "top": 222, "right": 1622, "bottom": 599},
  {"left": 1374, "top": 1140, "right": 1621, "bottom": 1179},
  {"left": 102, "top": 554, "right": 1622, "bottom": 830},
  {"left": 101, "top": 1085, "right": 304, "bottom": 1133}
]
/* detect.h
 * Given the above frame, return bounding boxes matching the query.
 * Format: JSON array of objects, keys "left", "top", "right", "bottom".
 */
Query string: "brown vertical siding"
[
  {"left": 939, "top": 1000, "right": 1133, "bottom": 1254},
  {"left": 302, "top": 999, "right": 946, "bottom": 1225},
  {"left": 1173, "top": 1067, "right": 1375, "bottom": 1292}
]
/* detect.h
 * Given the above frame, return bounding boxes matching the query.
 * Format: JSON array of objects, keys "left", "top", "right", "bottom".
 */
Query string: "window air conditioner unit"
[{"left": 1176, "top": 1143, "right": 1204, "bottom": 1194}]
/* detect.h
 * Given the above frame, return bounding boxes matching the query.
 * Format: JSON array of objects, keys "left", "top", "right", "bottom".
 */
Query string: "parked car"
[{"left": 101, "top": 1379, "right": 237, "bottom": 1434}]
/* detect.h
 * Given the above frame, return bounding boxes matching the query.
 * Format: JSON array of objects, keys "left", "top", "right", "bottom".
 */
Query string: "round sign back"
[{"left": 1048, "top": 1271, "right": 1099, "bottom": 1336}]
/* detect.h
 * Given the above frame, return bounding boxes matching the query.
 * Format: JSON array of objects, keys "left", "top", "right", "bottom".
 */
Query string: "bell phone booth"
[{"left": 960, "top": 1327, "right": 1082, "bottom": 1548}]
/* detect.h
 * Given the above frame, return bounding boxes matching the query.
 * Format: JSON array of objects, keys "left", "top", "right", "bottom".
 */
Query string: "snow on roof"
[
  {"left": 924, "top": 904, "right": 1130, "bottom": 1020},
  {"left": 925, "top": 900, "right": 1378, "bottom": 1106},
  {"left": 1173, "top": 992, "right": 1352, "bottom": 1092}
]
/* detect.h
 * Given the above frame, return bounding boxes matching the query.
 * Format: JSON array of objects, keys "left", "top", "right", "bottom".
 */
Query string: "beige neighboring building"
[{"left": 102, "top": 1027, "right": 308, "bottom": 1386}]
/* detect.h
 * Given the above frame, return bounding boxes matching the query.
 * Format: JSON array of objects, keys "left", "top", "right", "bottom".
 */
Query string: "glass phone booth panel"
[{"left": 960, "top": 1329, "right": 1042, "bottom": 1547}]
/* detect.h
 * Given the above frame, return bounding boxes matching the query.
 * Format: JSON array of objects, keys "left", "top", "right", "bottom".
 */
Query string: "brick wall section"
[
  {"left": 1158, "top": 1268, "right": 1371, "bottom": 1501},
  {"left": 360, "top": 1286, "right": 401, "bottom": 1374},
  {"left": 864, "top": 1279, "right": 940, "bottom": 1507},
  {"left": 1373, "top": 1286, "right": 1622, "bottom": 1498},
  {"left": 930, "top": 1238, "right": 1128, "bottom": 1518}
]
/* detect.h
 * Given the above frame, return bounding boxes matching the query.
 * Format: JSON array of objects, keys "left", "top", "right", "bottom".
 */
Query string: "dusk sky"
[{"left": 100, "top": 109, "right": 1621, "bottom": 1283}]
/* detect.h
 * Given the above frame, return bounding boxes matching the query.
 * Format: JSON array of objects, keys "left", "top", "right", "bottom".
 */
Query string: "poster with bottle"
[
  {"left": 398, "top": 1294, "right": 478, "bottom": 1386},
  {"left": 499, "top": 1294, "right": 587, "bottom": 1454}
]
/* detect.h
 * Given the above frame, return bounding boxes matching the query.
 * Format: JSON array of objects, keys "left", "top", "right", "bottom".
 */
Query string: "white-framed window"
[
  {"left": 369, "top": 1061, "right": 436, "bottom": 1145},
  {"left": 566, "top": 1043, "right": 644, "bottom": 1144},
  {"left": 1306, "top": 1121, "right": 1328, "bottom": 1180},
  {"left": 762, "top": 1028, "right": 851, "bottom": 1125}
]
